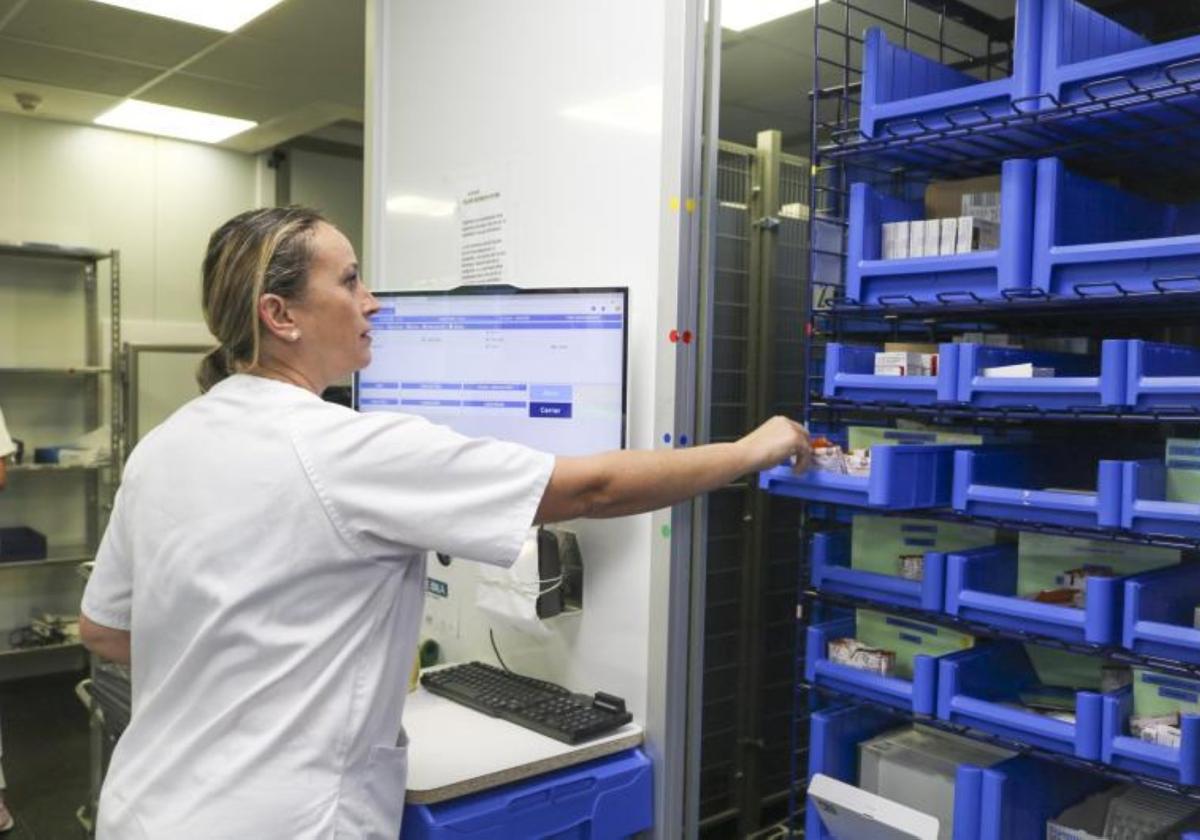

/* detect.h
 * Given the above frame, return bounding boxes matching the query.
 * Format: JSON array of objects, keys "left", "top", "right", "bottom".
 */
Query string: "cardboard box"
[
  {"left": 1166, "top": 438, "right": 1200, "bottom": 503},
  {"left": 1016, "top": 533, "right": 1179, "bottom": 600},
  {"left": 909, "top": 219, "right": 925, "bottom": 257},
  {"left": 921, "top": 219, "right": 941, "bottom": 257},
  {"left": 855, "top": 609, "right": 973, "bottom": 680},
  {"left": 981, "top": 362, "right": 1054, "bottom": 378},
  {"left": 883, "top": 342, "right": 939, "bottom": 354},
  {"left": 961, "top": 190, "right": 1001, "bottom": 223},
  {"left": 850, "top": 515, "right": 996, "bottom": 579},
  {"left": 882, "top": 221, "right": 910, "bottom": 260},
  {"left": 938, "top": 218, "right": 957, "bottom": 256},
  {"left": 954, "top": 216, "right": 999, "bottom": 253},
  {"left": 924, "top": 174, "right": 1001, "bottom": 220},
  {"left": 874, "top": 351, "right": 935, "bottom": 377}
]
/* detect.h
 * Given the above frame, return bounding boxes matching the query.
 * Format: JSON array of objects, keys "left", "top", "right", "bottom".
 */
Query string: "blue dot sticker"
[
  {"left": 662, "top": 433, "right": 672, "bottom": 444},
  {"left": 679, "top": 435, "right": 689, "bottom": 446}
]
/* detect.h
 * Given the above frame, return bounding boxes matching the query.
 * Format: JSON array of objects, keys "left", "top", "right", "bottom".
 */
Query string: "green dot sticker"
[{"left": 661, "top": 525, "right": 672, "bottom": 539}]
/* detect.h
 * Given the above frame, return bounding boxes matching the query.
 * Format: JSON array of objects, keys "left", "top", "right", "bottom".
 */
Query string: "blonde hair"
[{"left": 197, "top": 206, "right": 326, "bottom": 392}]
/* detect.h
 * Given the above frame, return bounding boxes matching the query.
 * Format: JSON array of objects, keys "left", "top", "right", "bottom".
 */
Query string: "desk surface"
[{"left": 402, "top": 685, "right": 644, "bottom": 804}]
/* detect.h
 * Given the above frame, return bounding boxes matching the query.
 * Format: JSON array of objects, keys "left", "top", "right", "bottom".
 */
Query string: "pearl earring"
[{"left": 290, "top": 331, "right": 300, "bottom": 341}]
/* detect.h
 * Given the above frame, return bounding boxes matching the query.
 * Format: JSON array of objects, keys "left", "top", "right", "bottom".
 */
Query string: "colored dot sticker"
[
  {"left": 668, "top": 329, "right": 679, "bottom": 343},
  {"left": 661, "top": 525, "right": 672, "bottom": 538},
  {"left": 681, "top": 330, "right": 693, "bottom": 344},
  {"left": 679, "top": 435, "right": 689, "bottom": 446},
  {"left": 662, "top": 433, "right": 672, "bottom": 444}
]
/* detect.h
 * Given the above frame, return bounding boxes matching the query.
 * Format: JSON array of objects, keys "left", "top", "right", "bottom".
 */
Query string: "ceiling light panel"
[
  {"left": 94, "top": 100, "right": 256, "bottom": 143},
  {"left": 722, "top": 0, "right": 822, "bottom": 32},
  {"left": 87, "top": 0, "right": 286, "bottom": 32}
]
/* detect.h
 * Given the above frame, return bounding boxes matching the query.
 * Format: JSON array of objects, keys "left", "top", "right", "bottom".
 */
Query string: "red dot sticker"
[
  {"left": 668, "top": 329, "right": 679, "bottom": 343},
  {"left": 681, "top": 330, "right": 693, "bottom": 344}
]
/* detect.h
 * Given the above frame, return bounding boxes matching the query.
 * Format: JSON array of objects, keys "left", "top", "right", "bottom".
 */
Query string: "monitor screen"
[{"left": 355, "top": 287, "right": 628, "bottom": 456}]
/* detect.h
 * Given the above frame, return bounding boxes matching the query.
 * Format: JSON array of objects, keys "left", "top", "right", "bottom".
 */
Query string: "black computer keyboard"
[{"left": 420, "top": 661, "right": 633, "bottom": 745}]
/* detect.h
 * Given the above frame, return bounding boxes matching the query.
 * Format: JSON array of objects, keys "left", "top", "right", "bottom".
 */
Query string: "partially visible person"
[
  {"left": 0, "top": 404, "right": 15, "bottom": 833},
  {"left": 79, "top": 206, "right": 812, "bottom": 839}
]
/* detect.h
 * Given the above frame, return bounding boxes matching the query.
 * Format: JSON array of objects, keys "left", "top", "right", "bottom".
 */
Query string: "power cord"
[{"left": 488, "top": 628, "right": 510, "bottom": 673}]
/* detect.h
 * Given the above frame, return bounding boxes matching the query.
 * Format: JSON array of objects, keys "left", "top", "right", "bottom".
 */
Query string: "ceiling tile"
[
  {"left": 141, "top": 72, "right": 308, "bottom": 122},
  {"left": 0, "top": 0, "right": 23, "bottom": 26},
  {"left": 0, "top": 36, "right": 159, "bottom": 95},
  {"left": 4, "top": 0, "right": 219, "bottom": 68},
  {"left": 720, "top": 39, "right": 809, "bottom": 104},
  {"left": 185, "top": 35, "right": 361, "bottom": 106}
]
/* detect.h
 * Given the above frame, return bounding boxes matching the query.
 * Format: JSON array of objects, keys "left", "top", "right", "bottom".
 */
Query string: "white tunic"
[
  {"left": 0, "top": 406, "right": 15, "bottom": 459},
  {"left": 81, "top": 374, "right": 554, "bottom": 839}
]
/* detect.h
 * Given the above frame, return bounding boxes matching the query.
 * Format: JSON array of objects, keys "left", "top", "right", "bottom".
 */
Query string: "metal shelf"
[
  {"left": 802, "top": 504, "right": 1200, "bottom": 553},
  {"left": 0, "top": 548, "right": 92, "bottom": 572},
  {"left": 823, "top": 286, "right": 1200, "bottom": 327},
  {"left": 803, "top": 682, "right": 1200, "bottom": 803},
  {"left": 813, "top": 399, "right": 1200, "bottom": 426},
  {"left": 0, "top": 366, "right": 111, "bottom": 375},
  {"left": 0, "top": 640, "right": 84, "bottom": 658},
  {"left": 819, "top": 74, "right": 1200, "bottom": 184},
  {"left": 804, "top": 587, "right": 1200, "bottom": 680},
  {"left": 0, "top": 242, "right": 111, "bottom": 263},
  {"left": 9, "top": 463, "right": 104, "bottom": 474}
]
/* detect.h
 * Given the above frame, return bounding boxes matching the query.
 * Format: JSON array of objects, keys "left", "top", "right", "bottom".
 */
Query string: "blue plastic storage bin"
[
  {"left": 944, "top": 544, "right": 1124, "bottom": 645},
  {"left": 952, "top": 448, "right": 1123, "bottom": 528},
  {"left": 1123, "top": 565, "right": 1200, "bottom": 665},
  {"left": 811, "top": 531, "right": 949, "bottom": 613},
  {"left": 760, "top": 443, "right": 961, "bottom": 510},
  {"left": 936, "top": 642, "right": 1104, "bottom": 759},
  {"left": 1121, "top": 459, "right": 1200, "bottom": 539},
  {"left": 956, "top": 340, "right": 1126, "bottom": 410},
  {"left": 858, "top": 4, "right": 1042, "bottom": 140},
  {"left": 822, "top": 342, "right": 958, "bottom": 405},
  {"left": 846, "top": 159, "right": 1035, "bottom": 305},
  {"left": 1125, "top": 340, "right": 1200, "bottom": 412},
  {"left": 807, "top": 704, "right": 979, "bottom": 840},
  {"left": 1033, "top": 157, "right": 1200, "bottom": 298},
  {"left": 1101, "top": 686, "right": 1200, "bottom": 785},
  {"left": 972, "top": 755, "right": 1109, "bottom": 840},
  {"left": 1039, "top": 0, "right": 1200, "bottom": 112},
  {"left": 400, "top": 748, "right": 652, "bottom": 840},
  {"left": 806, "top": 614, "right": 941, "bottom": 715}
]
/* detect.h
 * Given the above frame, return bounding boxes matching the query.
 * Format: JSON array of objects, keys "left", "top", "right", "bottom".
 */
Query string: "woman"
[{"left": 80, "top": 206, "right": 810, "bottom": 839}]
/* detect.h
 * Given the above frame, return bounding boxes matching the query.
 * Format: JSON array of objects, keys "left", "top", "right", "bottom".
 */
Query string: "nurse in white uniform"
[{"left": 79, "top": 206, "right": 810, "bottom": 840}]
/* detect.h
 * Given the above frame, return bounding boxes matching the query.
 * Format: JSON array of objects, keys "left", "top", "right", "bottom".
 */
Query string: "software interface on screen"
[{"left": 356, "top": 290, "right": 627, "bottom": 456}]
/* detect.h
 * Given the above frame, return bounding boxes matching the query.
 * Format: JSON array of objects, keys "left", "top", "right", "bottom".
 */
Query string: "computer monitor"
[{"left": 355, "top": 287, "right": 628, "bottom": 456}]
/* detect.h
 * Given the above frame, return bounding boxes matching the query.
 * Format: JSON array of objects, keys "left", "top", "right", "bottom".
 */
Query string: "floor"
[{"left": 0, "top": 670, "right": 91, "bottom": 840}]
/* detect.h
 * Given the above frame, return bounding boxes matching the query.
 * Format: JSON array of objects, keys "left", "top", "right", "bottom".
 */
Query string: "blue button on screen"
[{"left": 530, "top": 402, "right": 572, "bottom": 419}]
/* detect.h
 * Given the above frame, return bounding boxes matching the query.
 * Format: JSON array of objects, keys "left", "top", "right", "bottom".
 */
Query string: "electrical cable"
[{"left": 489, "top": 628, "right": 510, "bottom": 672}]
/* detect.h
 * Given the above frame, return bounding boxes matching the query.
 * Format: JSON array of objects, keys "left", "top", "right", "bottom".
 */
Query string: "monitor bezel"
[{"left": 354, "top": 284, "right": 630, "bottom": 451}]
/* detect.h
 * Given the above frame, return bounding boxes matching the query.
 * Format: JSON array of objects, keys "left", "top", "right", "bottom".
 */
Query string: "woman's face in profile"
[{"left": 290, "top": 222, "right": 380, "bottom": 381}]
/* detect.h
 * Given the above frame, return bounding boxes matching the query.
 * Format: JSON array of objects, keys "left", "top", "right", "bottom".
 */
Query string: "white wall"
[
  {"left": 0, "top": 113, "right": 261, "bottom": 636},
  {"left": 290, "top": 148, "right": 364, "bottom": 260}
]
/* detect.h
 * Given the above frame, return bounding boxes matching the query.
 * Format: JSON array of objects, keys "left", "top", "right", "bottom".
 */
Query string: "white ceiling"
[
  {"left": 0, "top": 0, "right": 1018, "bottom": 158},
  {"left": 0, "top": 0, "right": 364, "bottom": 153}
]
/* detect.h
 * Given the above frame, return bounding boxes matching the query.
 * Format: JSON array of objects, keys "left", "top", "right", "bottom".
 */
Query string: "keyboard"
[{"left": 420, "top": 661, "right": 633, "bottom": 745}]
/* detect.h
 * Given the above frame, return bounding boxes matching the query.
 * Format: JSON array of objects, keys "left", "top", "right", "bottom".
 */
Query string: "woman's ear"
[{"left": 258, "top": 293, "right": 298, "bottom": 341}]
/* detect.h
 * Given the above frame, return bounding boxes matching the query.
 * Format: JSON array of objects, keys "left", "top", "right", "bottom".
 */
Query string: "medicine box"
[
  {"left": 955, "top": 217, "right": 999, "bottom": 253},
  {"left": 921, "top": 219, "right": 941, "bottom": 257},
  {"left": 1167, "top": 439, "right": 1200, "bottom": 503},
  {"left": 938, "top": 218, "right": 958, "bottom": 256}
]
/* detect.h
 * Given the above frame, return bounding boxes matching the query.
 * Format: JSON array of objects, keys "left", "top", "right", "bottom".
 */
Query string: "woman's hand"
[{"left": 736, "top": 416, "right": 811, "bottom": 473}]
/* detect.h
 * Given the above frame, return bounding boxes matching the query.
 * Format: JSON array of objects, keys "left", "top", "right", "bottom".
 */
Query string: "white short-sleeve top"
[
  {"left": 0, "top": 406, "right": 15, "bottom": 459},
  {"left": 82, "top": 374, "right": 554, "bottom": 840}
]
